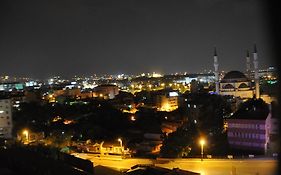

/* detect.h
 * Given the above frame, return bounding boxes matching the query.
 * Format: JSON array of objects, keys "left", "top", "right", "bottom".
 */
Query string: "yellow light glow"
[
  {"left": 22, "top": 129, "right": 29, "bottom": 144},
  {"left": 63, "top": 119, "right": 74, "bottom": 125},
  {"left": 22, "top": 130, "right": 28, "bottom": 136},
  {"left": 52, "top": 116, "right": 62, "bottom": 122},
  {"left": 199, "top": 138, "right": 205, "bottom": 145},
  {"left": 117, "top": 138, "right": 123, "bottom": 148},
  {"left": 130, "top": 116, "right": 136, "bottom": 121},
  {"left": 160, "top": 103, "right": 172, "bottom": 112}
]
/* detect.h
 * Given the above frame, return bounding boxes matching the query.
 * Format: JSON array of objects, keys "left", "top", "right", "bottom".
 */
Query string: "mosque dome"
[{"left": 221, "top": 71, "right": 249, "bottom": 82}]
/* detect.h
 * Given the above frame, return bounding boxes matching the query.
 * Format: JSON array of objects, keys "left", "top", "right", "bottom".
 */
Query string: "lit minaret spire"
[
  {"left": 213, "top": 47, "right": 219, "bottom": 94},
  {"left": 253, "top": 44, "right": 260, "bottom": 98},
  {"left": 246, "top": 50, "right": 251, "bottom": 78}
]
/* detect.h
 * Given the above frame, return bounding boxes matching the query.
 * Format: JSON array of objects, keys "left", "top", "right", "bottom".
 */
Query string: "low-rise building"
[
  {"left": 0, "top": 82, "right": 24, "bottom": 92},
  {"left": 77, "top": 140, "right": 131, "bottom": 157},
  {"left": 93, "top": 84, "right": 119, "bottom": 99},
  {"left": 161, "top": 121, "right": 183, "bottom": 135}
]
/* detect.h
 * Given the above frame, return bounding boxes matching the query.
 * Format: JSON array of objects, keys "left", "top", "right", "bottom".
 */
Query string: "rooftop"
[
  {"left": 229, "top": 99, "right": 269, "bottom": 120},
  {"left": 221, "top": 71, "right": 249, "bottom": 82}
]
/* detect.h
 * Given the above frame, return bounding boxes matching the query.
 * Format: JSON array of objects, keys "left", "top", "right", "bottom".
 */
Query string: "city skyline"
[
  {"left": 0, "top": 0, "right": 276, "bottom": 78},
  {"left": 0, "top": 1, "right": 279, "bottom": 174}
]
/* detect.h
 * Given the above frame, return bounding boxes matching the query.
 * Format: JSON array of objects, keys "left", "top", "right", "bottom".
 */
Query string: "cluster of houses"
[{"left": 76, "top": 140, "right": 131, "bottom": 157}]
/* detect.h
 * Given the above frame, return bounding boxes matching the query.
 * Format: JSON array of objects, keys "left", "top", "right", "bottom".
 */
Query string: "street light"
[
  {"left": 118, "top": 138, "right": 123, "bottom": 148},
  {"left": 22, "top": 130, "right": 29, "bottom": 144},
  {"left": 199, "top": 138, "right": 205, "bottom": 161},
  {"left": 118, "top": 138, "right": 124, "bottom": 155}
]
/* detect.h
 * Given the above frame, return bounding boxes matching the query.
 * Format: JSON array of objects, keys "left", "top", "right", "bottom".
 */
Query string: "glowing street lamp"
[
  {"left": 118, "top": 138, "right": 124, "bottom": 154},
  {"left": 22, "top": 130, "right": 29, "bottom": 143},
  {"left": 118, "top": 138, "right": 123, "bottom": 148},
  {"left": 199, "top": 138, "right": 205, "bottom": 161}
]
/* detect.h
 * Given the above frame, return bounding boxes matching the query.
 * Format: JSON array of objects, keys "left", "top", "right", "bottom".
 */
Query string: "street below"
[{"left": 72, "top": 153, "right": 278, "bottom": 175}]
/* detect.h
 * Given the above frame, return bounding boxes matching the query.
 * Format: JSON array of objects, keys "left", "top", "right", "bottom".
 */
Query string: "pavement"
[
  {"left": 72, "top": 153, "right": 279, "bottom": 175},
  {"left": 94, "top": 165, "right": 122, "bottom": 175}
]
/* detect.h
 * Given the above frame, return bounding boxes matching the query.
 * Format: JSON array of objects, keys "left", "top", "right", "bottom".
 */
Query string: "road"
[{"left": 72, "top": 153, "right": 278, "bottom": 175}]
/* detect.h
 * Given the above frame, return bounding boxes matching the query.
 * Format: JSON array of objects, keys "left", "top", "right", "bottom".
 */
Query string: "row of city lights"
[{"left": 21, "top": 129, "right": 206, "bottom": 159}]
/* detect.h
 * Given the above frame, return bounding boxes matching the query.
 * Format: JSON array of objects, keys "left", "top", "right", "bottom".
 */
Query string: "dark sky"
[{"left": 0, "top": 0, "right": 274, "bottom": 78}]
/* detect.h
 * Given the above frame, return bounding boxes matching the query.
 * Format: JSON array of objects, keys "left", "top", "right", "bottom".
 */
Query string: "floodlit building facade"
[
  {"left": 219, "top": 71, "right": 254, "bottom": 99},
  {"left": 156, "top": 91, "right": 179, "bottom": 112},
  {"left": 213, "top": 45, "right": 260, "bottom": 99},
  {"left": 227, "top": 101, "right": 278, "bottom": 154}
]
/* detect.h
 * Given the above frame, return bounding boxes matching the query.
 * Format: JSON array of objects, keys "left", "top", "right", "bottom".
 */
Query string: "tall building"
[
  {"left": 155, "top": 90, "right": 179, "bottom": 112},
  {"left": 253, "top": 44, "right": 260, "bottom": 98},
  {"left": 245, "top": 50, "right": 251, "bottom": 78},
  {"left": 213, "top": 47, "right": 220, "bottom": 94},
  {"left": 0, "top": 98, "right": 13, "bottom": 138},
  {"left": 226, "top": 100, "right": 278, "bottom": 154}
]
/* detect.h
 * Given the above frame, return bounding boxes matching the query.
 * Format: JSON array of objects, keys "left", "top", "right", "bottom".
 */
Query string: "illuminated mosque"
[{"left": 213, "top": 45, "right": 260, "bottom": 99}]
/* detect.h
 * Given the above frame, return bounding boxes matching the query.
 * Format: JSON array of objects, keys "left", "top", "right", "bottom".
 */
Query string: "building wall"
[
  {"left": 219, "top": 81, "right": 254, "bottom": 99},
  {"left": 220, "top": 90, "right": 254, "bottom": 99},
  {"left": 0, "top": 83, "right": 24, "bottom": 91},
  {"left": 265, "top": 112, "right": 279, "bottom": 153},
  {"left": 227, "top": 118, "right": 268, "bottom": 152},
  {"left": 94, "top": 85, "right": 119, "bottom": 99},
  {"left": 156, "top": 95, "right": 178, "bottom": 112},
  {"left": 0, "top": 99, "right": 13, "bottom": 138}
]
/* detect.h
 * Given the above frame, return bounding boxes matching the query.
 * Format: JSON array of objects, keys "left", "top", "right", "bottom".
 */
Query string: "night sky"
[{"left": 0, "top": 0, "right": 274, "bottom": 78}]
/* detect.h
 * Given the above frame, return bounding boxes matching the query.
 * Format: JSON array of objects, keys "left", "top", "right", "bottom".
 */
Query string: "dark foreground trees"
[{"left": 160, "top": 93, "right": 231, "bottom": 158}]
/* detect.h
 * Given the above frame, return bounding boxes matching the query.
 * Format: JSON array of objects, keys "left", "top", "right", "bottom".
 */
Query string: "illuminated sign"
[{"left": 169, "top": 92, "right": 178, "bottom": 97}]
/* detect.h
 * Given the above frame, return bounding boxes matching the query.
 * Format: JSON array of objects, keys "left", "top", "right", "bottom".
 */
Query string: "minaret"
[
  {"left": 213, "top": 47, "right": 219, "bottom": 94},
  {"left": 246, "top": 50, "right": 251, "bottom": 78},
  {"left": 253, "top": 44, "right": 260, "bottom": 98}
]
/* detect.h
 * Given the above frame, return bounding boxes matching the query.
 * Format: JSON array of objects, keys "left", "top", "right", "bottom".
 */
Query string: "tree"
[
  {"left": 160, "top": 123, "right": 198, "bottom": 158},
  {"left": 160, "top": 93, "right": 232, "bottom": 157}
]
